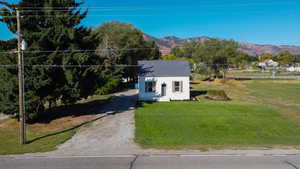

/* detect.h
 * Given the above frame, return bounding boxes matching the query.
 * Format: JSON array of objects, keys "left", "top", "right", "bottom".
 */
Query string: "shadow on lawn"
[
  {"left": 190, "top": 82, "right": 201, "bottom": 85},
  {"left": 27, "top": 90, "right": 138, "bottom": 144},
  {"left": 31, "top": 98, "right": 111, "bottom": 124},
  {"left": 26, "top": 115, "right": 108, "bottom": 144},
  {"left": 191, "top": 90, "right": 208, "bottom": 98},
  {"left": 136, "top": 101, "right": 154, "bottom": 108}
]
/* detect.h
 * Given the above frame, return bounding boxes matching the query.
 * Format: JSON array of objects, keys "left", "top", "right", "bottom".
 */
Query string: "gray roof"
[{"left": 138, "top": 60, "right": 191, "bottom": 77}]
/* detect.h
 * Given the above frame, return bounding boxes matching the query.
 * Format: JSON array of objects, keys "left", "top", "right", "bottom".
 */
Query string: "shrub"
[{"left": 205, "top": 90, "right": 231, "bottom": 101}]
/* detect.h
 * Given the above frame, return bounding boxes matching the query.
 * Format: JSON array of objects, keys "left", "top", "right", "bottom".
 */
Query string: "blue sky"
[{"left": 1, "top": 0, "right": 300, "bottom": 45}]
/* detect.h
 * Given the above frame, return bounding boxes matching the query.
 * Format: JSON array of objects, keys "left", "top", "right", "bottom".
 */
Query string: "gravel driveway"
[
  {"left": 0, "top": 114, "right": 10, "bottom": 121},
  {"left": 42, "top": 89, "right": 141, "bottom": 156}
]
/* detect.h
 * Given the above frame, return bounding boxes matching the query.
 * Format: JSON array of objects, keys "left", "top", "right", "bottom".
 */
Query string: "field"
[
  {"left": 226, "top": 69, "right": 300, "bottom": 79},
  {"left": 135, "top": 79, "right": 300, "bottom": 150},
  {"left": 0, "top": 94, "right": 112, "bottom": 155}
]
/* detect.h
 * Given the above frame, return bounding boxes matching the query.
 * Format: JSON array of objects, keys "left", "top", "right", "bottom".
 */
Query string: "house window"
[
  {"left": 173, "top": 81, "right": 183, "bottom": 92},
  {"left": 145, "top": 81, "right": 156, "bottom": 93}
]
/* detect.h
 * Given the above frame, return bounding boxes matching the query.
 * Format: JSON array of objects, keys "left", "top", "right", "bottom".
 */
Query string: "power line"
[
  {"left": 0, "top": 48, "right": 163, "bottom": 54},
  {"left": 1, "top": 9, "right": 296, "bottom": 18},
  {"left": 0, "top": 63, "right": 249, "bottom": 68},
  {"left": 11, "top": 6, "right": 149, "bottom": 9},
  {"left": 8, "top": 8, "right": 150, "bottom": 12},
  {"left": 1, "top": 10, "right": 295, "bottom": 18},
  {"left": 0, "top": 9, "right": 132, "bottom": 13},
  {"left": 0, "top": 64, "right": 18, "bottom": 67},
  {"left": 0, "top": 14, "right": 160, "bottom": 18},
  {"left": 0, "top": 64, "right": 141, "bottom": 68},
  {"left": 0, "top": 2, "right": 297, "bottom": 14},
  {"left": 3, "top": 2, "right": 298, "bottom": 10}
]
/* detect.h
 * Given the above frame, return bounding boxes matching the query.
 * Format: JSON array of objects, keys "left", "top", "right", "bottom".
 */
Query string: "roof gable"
[{"left": 138, "top": 60, "right": 191, "bottom": 77}]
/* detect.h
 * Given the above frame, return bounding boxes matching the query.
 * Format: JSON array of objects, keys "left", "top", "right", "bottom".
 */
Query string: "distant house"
[
  {"left": 259, "top": 59, "right": 279, "bottom": 67},
  {"left": 287, "top": 63, "right": 300, "bottom": 72},
  {"left": 138, "top": 60, "right": 191, "bottom": 101},
  {"left": 258, "top": 59, "right": 279, "bottom": 72}
]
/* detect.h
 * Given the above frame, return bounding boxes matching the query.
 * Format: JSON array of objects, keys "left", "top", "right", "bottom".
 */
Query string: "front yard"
[
  {"left": 135, "top": 79, "right": 300, "bottom": 150},
  {"left": 0, "top": 94, "right": 112, "bottom": 155}
]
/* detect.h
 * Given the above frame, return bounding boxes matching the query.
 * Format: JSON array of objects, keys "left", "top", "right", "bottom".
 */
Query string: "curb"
[{"left": 1, "top": 153, "right": 300, "bottom": 159}]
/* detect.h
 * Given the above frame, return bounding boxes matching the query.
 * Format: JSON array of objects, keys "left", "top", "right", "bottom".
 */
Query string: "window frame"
[
  {"left": 145, "top": 81, "right": 156, "bottom": 93},
  {"left": 173, "top": 81, "right": 183, "bottom": 93}
]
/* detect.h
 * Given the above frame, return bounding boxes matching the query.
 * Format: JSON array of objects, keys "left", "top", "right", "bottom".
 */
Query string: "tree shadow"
[
  {"left": 135, "top": 100, "right": 156, "bottom": 108},
  {"left": 191, "top": 90, "right": 208, "bottom": 98},
  {"left": 227, "top": 77, "right": 252, "bottom": 81},
  {"left": 190, "top": 82, "right": 200, "bottom": 85},
  {"left": 26, "top": 115, "right": 108, "bottom": 144},
  {"left": 31, "top": 90, "right": 139, "bottom": 124},
  {"left": 27, "top": 90, "right": 138, "bottom": 144},
  {"left": 30, "top": 97, "right": 112, "bottom": 124}
]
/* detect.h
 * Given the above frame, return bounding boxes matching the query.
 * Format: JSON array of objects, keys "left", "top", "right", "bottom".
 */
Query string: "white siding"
[
  {"left": 287, "top": 66, "right": 300, "bottom": 72},
  {"left": 138, "top": 76, "right": 190, "bottom": 101}
]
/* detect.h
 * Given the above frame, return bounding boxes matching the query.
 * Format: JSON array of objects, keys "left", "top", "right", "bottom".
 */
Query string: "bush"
[{"left": 205, "top": 90, "right": 231, "bottom": 101}]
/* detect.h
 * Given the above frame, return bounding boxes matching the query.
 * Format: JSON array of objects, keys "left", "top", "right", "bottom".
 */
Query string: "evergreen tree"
[
  {"left": 0, "top": 39, "right": 18, "bottom": 116},
  {"left": 0, "top": 0, "right": 102, "bottom": 120}
]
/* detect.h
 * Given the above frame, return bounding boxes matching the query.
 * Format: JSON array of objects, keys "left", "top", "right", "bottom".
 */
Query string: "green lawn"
[
  {"left": 246, "top": 80, "right": 300, "bottom": 105},
  {"left": 135, "top": 79, "right": 300, "bottom": 150},
  {"left": 0, "top": 94, "right": 112, "bottom": 155}
]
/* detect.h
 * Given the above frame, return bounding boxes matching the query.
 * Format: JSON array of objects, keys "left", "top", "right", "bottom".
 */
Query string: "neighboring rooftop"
[{"left": 138, "top": 60, "right": 191, "bottom": 77}]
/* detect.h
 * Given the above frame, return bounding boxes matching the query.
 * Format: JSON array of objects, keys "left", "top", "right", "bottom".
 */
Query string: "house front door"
[{"left": 161, "top": 84, "right": 166, "bottom": 97}]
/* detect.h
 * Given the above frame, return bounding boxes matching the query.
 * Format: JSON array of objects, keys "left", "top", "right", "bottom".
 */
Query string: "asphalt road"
[{"left": 1, "top": 155, "right": 299, "bottom": 169}]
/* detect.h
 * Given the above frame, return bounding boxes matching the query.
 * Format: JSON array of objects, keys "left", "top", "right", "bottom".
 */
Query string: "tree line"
[
  {"left": 259, "top": 51, "right": 299, "bottom": 65},
  {"left": 0, "top": 0, "right": 160, "bottom": 121},
  {"left": 163, "top": 39, "right": 257, "bottom": 78},
  {"left": 163, "top": 39, "right": 300, "bottom": 78}
]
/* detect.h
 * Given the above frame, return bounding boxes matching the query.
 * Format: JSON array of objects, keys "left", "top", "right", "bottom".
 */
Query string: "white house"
[
  {"left": 287, "top": 63, "right": 300, "bottom": 72},
  {"left": 138, "top": 60, "right": 191, "bottom": 101}
]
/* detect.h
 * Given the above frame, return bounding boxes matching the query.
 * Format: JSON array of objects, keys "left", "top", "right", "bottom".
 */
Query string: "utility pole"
[{"left": 16, "top": 9, "right": 26, "bottom": 145}]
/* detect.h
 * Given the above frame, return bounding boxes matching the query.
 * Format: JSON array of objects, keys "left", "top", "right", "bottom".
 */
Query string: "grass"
[
  {"left": 227, "top": 70, "right": 300, "bottom": 78},
  {"left": 245, "top": 80, "right": 300, "bottom": 123},
  {"left": 203, "top": 90, "right": 231, "bottom": 101},
  {"left": 0, "top": 94, "right": 112, "bottom": 155},
  {"left": 135, "top": 79, "right": 300, "bottom": 150},
  {"left": 246, "top": 80, "right": 300, "bottom": 105}
]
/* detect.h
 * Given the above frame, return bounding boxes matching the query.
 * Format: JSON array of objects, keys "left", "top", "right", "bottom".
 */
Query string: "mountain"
[
  {"left": 143, "top": 34, "right": 300, "bottom": 56},
  {"left": 238, "top": 43, "right": 300, "bottom": 56}
]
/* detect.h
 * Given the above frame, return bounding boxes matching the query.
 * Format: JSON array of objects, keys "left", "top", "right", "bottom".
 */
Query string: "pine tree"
[
  {"left": 0, "top": 0, "right": 101, "bottom": 120},
  {"left": 0, "top": 39, "right": 18, "bottom": 116}
]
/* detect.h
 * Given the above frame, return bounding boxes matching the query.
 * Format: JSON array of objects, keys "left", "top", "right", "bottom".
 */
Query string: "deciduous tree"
[
  {"left": 92, "top": 21, "right": 161, "bottom": 82},
  {"left": 276, "top": 51, "right": 294, "bottom": 65}
]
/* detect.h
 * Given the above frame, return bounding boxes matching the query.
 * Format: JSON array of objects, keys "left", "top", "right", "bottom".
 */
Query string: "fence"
[{"left": 194, "top": 64, "right": 300, "bottom": 80}]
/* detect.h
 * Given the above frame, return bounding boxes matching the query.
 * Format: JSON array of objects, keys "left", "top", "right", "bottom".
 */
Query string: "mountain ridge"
[{"left": 143, "top": 34, "right": 300, "bottom": 56}]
